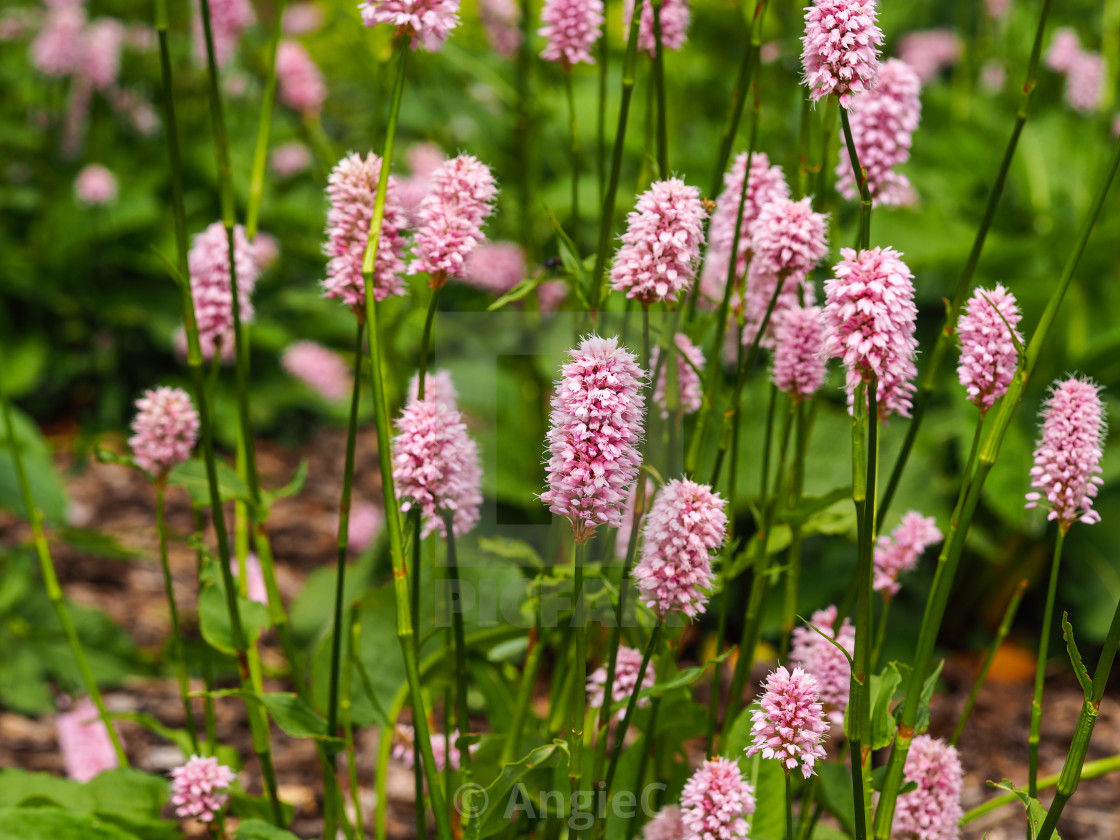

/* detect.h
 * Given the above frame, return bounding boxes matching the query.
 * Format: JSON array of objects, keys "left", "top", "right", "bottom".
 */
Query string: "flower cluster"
[
  {"left": 276, "top": 40, "right": 327, "bottom": 115},
  {"left": 956, "top": 284, "right": 1022, "bottom": 415},
  {"left": 397, "top": 142, "right": 448, "bottom": 225},
  {"left": 586, "top": 645, "right": 656, "bottom": 719},
  {"left": 408, "top": 368, "right": 459, "bottom": 408},
  {"left": 281, "top": 341, "right": 352, "bottom": 402},
  {"left": 188, "top": 221, "right": 259, "bottom": 349},
  {"left": 1045, "top": 28, "right": 1105, "bottom": 112},
  {"left": 539, "top": 0, "right": 604, "bottom": 68},
  {"left": 170, "top": 756, "right": 237, "bottom": 823},
  {"left": 789, "top": 605, "right": 855, "bottom": 725},
  {"left": 478, "top": 0, "right": 522, "bottom": 58},
  {"left": 129, "top": 387, "right": 200, "bottom": 477},
  {"left": 541, "top": 336, "right": 646, "bottom": 539},
  {"left": 621, "top": 0, "right": 690, "bottom": 57},
  {"left": 893, "top": 735, "right": 964, "bottom": 840},
  {"left": 1026, "top": 377, "right": 1106, "bottom": 529},
  {"left": 895, "top": 29, "right": 960, "bottom": 83},
  {"left": 358, "top": 0, "right": 462, "bottom": 51},
  {"left": 772, "top": 305, "right": 828, "bottom": 402},
  {"left": 410, "top": 154, "right": 498, "bottom": 281},
  {"left": 680, "top": 757, "right": 756, "bottom": 838},
  {"left": 56, "top": 698, "right": 120, "bottom": 782},
  {"left": 745, "top": 665, "right": 829, "bottom": 778},
  {"left": 192, "top": 0, "right": 256, "bottom": 68},
  {"left": 633, "top": 478, "right": 727, "bottom": 619},
  {"left": 610, "top": 178, "right": 707, "bottom": 305},
  {"left": 651, "top": 333, "right": 705, "bottom": 417},
  {"left": 873, "top": 511, "right": 942, "bottom": 596},
  {"left": 801, "top": 0, "right": 883, "bottom": 108}
]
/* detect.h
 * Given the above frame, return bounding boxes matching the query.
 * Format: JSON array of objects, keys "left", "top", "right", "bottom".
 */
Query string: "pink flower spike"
[
  {"left": 461, "top": 241, "right": 527, "bottom": 295},
  {"left": 348, "top": 501, "right": 384, "bottom": 552},
  {"left": 82, "top": 18, "right": 126, "bottom": 91},
  {"left": 322, "top": 152, "right": 408, "bottom": 310},
  {"left": 408, "top": 368, "right": 459, "bottom": 409},
  {"left": 1066, "top": 51, "right": 1105, "bottom": 112},
  {"left": 539, "top": 0, "right": 603, "bottom": 68},
  {"left": 129, "top": 386, "right": 200, "bottom": 477},
  {"left": 1025, "top": 376, "right": 1107, "bottom": 529},
  {"left": 801, "top": 0, "right": 883, "bottom": 108},
  {"left": 170, "top": 755, "right": 237, "bottom": 822},
  {"left": 789, "top": 606, "right": 855, "bottom": 726},
  {"left": 282, "top": 341, "right": 353, "bottom": 402},
  {"left": 621, "top": 0, "right": 690, "bottom": 57},
  {"left": 75, "top": 164, "right": 118, "bottom": 206},
  {"left": 189, "top": 221, "right": 259, "bottom": 349},
  {"left": 896, "top": 30, "right": 960, "bottom": 83},
  {"left": 276, "top": 40, "right": 327, "bottom": 115},
  {"left": 822, "top": 246, "right": 919, "bottom": 420},
  {"left": 651, "top": 333, "right": 705, "bottom": 418},
  {"left": 640, "top": 805, "right": 683, "bottom": 840},
  {"left": 1045, "top": 28, "right": 1082, "bottom": 73},
  {"left": 610, "top": 178, "right": 707, "bottom": 305},
  {"left": 680, "top": 757, "right": 756, "bottom": 838},
  {"left": 750, "top": 196, "right": 829, "bottom": 280},
  {"left": 283, "top": 2, "right": 324, "bottom": 35},
  {"left": 479, "top": 0, "right": 522, "bottom": 58},
  {"left": 231, "top": 553, "right": 268, "bottom": 604},
  {"left": 956, "top": 284, "right": 1022, "bottom": 415},
  {"left": 586, "top": 645, "right": 656, "bottom": 719},
  {"left": 358, "top": 0, "right": 461, "bottom": 51},
  {"left": 740, "top": 261, "right": 817, "bottom": 352},
  {"left": 31, "top": 4, "right": 86, "bottom": 77},
  {"left": 192, "top": 0, "right": 256, "bottom": 68},
  {"left": 893, "top": 735, "right": 964, "bottom": 840},
  {"left": 392, "top": 399, "right": 483, "bottom": 538},
  {"left": 745, "top": 665, "right": 830, "bottom": 778},
  {"left": 541, "top": 336, "right": 646, "bottom": 539},
  {"left": 632, "top": 478, "right": 727, "bottom": 620},
  {"left": 57, "top": 698, "right": 121, "bottom": 782},
  {"left": 772, "top": 305, "right": 828, "bottom": 402},
  {"left": 410, "top": 154, "right": 498, "bottom": 281},
  {"left": 271, "top": 143, "right": 312, "bottom": 177},
  {"left": 873, "top": 511, "right": 942, "bottom": 596}
]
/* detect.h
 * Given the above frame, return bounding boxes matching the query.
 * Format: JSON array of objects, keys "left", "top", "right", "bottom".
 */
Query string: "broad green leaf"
[
  {"left": 0, "top": 807, "right": 143, "bottom": 840},
  {"left": 1062, "top": 613, "right": 1093, "bottom": 700},
  {"left": 913, "top": 659, "right": 945, "bottom": 736},
  {"left": 56, "top": 527, "right": 141, "bottom": 560},
  {"left": 468, "top": 740, "right": 570, "bottom": 837},
  {"left": 234, "top": 819, "right": 303, "bottom": 840},
  {"left": 169, "top": 457, "right": 252, "bottom": 509},
  {"left": 721, "top": 706, "right": 755, "bottom": 760},
  {"left": 487, "top": 274, "right": 544, "bottom": 311},
  {"left": 816, "top": 762, "right": 856, "bottom": 837},
  {"left": 748, "top": 756, "right": 787, "bottom": 840},
  {"left": 991, "top": 780, "right": 1058, "bottom": 840},
  {"left": 198, "top": 583, "right": 271, "bottom": 656},
  {"left": 229, "top": 790, "right": 296, "bottom": 826},
  {"left": 261, "top": 460, "right": 308, "bottom": 507},
  {"left": 110, "top": 712, "right": 194, "bottom": 756},
  {"left": 477, "top": 536, "right": 544, "bottom": 570}
]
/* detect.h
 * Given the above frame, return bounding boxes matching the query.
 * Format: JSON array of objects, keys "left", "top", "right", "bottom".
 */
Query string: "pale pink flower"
[
  {"left": 760, "top": 40, "right": 780, "bottom": 63},
  {"left": 538, "top": 279, "right": 568, "bottom": 313},
  {"left": 129, "top": 386, "right": 200, "bottom": 477},
  {"left": 750, "top": 196, "right": 830, "bottom": 279},
  {"left": 479, "top": 0, "right": 522, "bottom": 57},
  {"left": 461, "top": 241, "right": 527, "bottom": 294},
  {"left": 745, "top": 665, "right": 829, "bottom": 778},
  {"left": 539, "top": 0, "right": 603, "bottom": 67},
  {"left": 985, "top": 0, "right": 1010, "bottom": 18},
  {"left": 231, "top": 553, "right": 268, "bottom": 604},
  {"left": 392, "top": 724, "right": 474, "bottom": 771},
  {"left": 408, "top": 368, "right": 459, "bottom": 408},
  {"left": 410, "top": 154, "right": 498, "bottom": 281},
  {"left": 396, "top": 142, "right": 448, "bottom": 226},
  {"left": 822, "top": 246, "right": 919, "bottom": 420},
  {"left": 125, "top": 23, "right": 156, "bottom": 51},
  {"left": 586, "top": 645, "right": 656, "bottom": 719},
  {"left": 651, "top": 333, "right": 705, "bottom": 417},
  {"left": 322, "top": 152, "right": 408, "bottom": 309},
  {"left": 358, "top": 0, "right": 461, "bottom": 51},
  {"left": 1025, "top": 377, "right": 1107, "bottom": 528},
  {"left": 837, "top": 57, "right": 922, "bottom": 206},
  {"left": 32, "top": 4, "right": 86, "bottom": 77},
  {"left": 802, "top": 0, "right": 883, "bottom": 108},
  {"left": 896, "top": 29, "right": 960, "bottom": 83},
  {"left": 82, "top": 18, "right": 125, "bottom": 90},
  {"left": 541, "top": 335, "right": 646, "bottom": 540},
  {"left": 1045, "top": 28, "right": 1082, "bottom": 74},
  {"left": 610, "top": 178, "right": 707, "bottom": 305},
  {"left": 0, "top": 11, "right": 29, "bottom": 42},
  {"left": 192, "top": 0, "right": 256, "bottom": 68},
  {"left": 622, "top": 0, "right": 690, "bottom": 57},
  {"left": 1066, "top": 51, "right": 1105, "bottom": 112},
  {"left": 680, "top": 757, "right": 756, "bottom": 839},
  {"left": 271, "top": 142, "right": 312, "bottom": 177},
  {"left": 74, "top": 164, "right": 117, "bottom": 206},
  {"left": 189, "top": 222, "right": 259, "bottom": 347},
  {"left": 170, "top": 755, "right": 237, "bottom": 822},
  {"left": 981, "top": 60, "right": 1006, "bottom": 93},
  {"left": 956, "top": 284, "right": 1022, "bottom": 415},
  {"left": 57, "top": 698, "right": 120, "bottom": 782},
  {"left": 772, "top": 305, "right": 827, "bottom": 402},
  {"left": 633, "top": 478, "right": 727, "bottom": 620},
  {"left": 641, "top": 806, "right": 684, "bottom": 840},
  {"left": 348, "top": 501, "right": 384, "bottom": 552},
  {"left": 174, "top": 326, "right": 236, "bottom": 366},
  {"left": 393, "top": 398, "right": 483, "bottom": 538},
  {"left": 252, "top": 232, "right": 280, "bottom": 273},
  {"left": 893, "top": 735, "right": 964, "bottom": 840},
  {"left": 873, "top": 511, "right": 942, "bottom": 596},
  {"left": 789, "top": 605, "right": 855, "bottom": 726},
  {"left": 276, "top": 40, "right": 327, "bottom": 115},
  {"left": 282, "top": 341, "right": 352, "bottom": 401},
  {"left": 283, "top": 1, "right": 325, "bottom": 35},
  {"left": 740, "top": 263, "right": 817, "bottom": 351}
]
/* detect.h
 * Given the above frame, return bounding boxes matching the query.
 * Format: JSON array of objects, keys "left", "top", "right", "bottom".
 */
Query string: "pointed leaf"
[{"left": 1062, "top": 612, "right": 1093, "bottom": 701}]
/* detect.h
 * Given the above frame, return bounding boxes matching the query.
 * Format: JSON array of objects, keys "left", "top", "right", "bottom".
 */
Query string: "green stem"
[
  {"left": 442, "top": 512, "right": 473, "bottom": 770},
  {"left": 708, "top": 0, "right": 765, "bottom": 196},
  {"left": 870, "top": 597, "right": 890, "bottom": 670},
  {"left": 651, "top": 0, "right": 667, "bottom": 178},
  {"left": 964, "top": 753, "right": 1120, "bottom": 823},
  {"left": 343, "top": 608, "right": 364, "bottom": 838},
  {"left": 597, "top": 11, "right": 607, "bottom": 202},
  {"left": 624, "top": 696, "right": 661, "bottom": 840},
  {"left": 779, "top": 402, "right": 811, "bottom": 656},
  {"left": 569, "top": 537, "right": 588, "bottom": 833},
  {"left": 565, "top": 72, "right": 581, "bottom": 239},
  {"left": 838, "top": 108, "right": 871, "bottom": 250},
  {"left": 193, "top": 507, "right": 219, "bottom": 755},
  {"left": 1029, "top": 527, "right": 1067, "bottom": 796},
  {"left": 603, "top": 623, "right": 661, "bottom": 794},
  {"left": 155, "top": 480, "right": 200, "bottom": 752},
  {"left": 785, "top": 772, "right": 795, "bottom": 840},
  {"left": 501, "top": 633, "right": 546, "bottom": 764},
  {"left": 245, "top": 0, "right": 286, "bottom": 241},
  {"left": 794, "top": 95, "right": 812, "bottom": 199}
]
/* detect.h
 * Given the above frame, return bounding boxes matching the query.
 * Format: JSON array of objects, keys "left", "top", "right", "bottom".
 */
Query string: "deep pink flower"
[
  {"left": 651, "top": 333, "right": 705, "bottom": 417},
  {"left": 461, "top": 241, "right": 527, "bottom": 294},
  {"left": 231, "top": 553, "right": 268, "bottom": 604},
  {"left": 282, "top": 341, "right": 352, "bottom": 402},
  {"left": 410, "top": 154, "right": 498, "bottom": 281},
  {"left": 408, "top": 368, "right": 459, "bottom": 408},
  {"left": 610, "top": 178, "right": 707, "bottom": 305},
  {"left": 271, "top": 143, "right": 312, "bottom": 178},
  {"left": 32, "top": 4, "right": 85, "bottom": 77},
  {"left": 893, "top": 735, "right": 964, "bottom": 840},
  {"left": 801, "top": 0, "right": 883, "bottom": 108},
  {"left": 895, "top": 30, "right": 960, "bottom": 83},
  {"left": 586, "top": 645, "right": 656, "bottom": 719},
  {"left": 541, "top": 335, "right": 646, "bottom": 539},
  {"left": 276, "top": 40, "right": 327, "bottom": 115},
  {"left": 129, "top": 386, "right": 200, "bottom": 477},
  {"left": 189, "top": 222, "right": 259, "bottom": 347},
  {"left": 170, "top": 755, "right": 237, "bottom": 822},
  {"left": 837, "top": 58, "right": 922, "bottom": 207},
  {"left": 1066, "top": 51, "right": 1105, "bottom": 112},
  {"left": 700, "top": 151, "right": 790, "bottom": 306},
  {"left": 789, "top": 605, "right": 855, "bottom": 726},
  {"left": 873, "top": 511, "right": 942, "bottom": 596},
  {"left": 772, "top": 305, "right": 828, "bottom": 401},
  {"left": 358, "top": 0, "right": 461, "bottom": 51},
  {"left": 348, "top": 501, "right": 384, "bottom": 552},
  {"left": 192, "top": 0, "right": 256, "bottom": 68},
  {"left": 956, "top": 284, "right": 1022, "bottom": 415},
  {"left": 479, "top": 0, "right": 522, "bottom": 57},
  {"left": 633, "top": 478, "right": 727, "bottom": 620},
  {"left": 1045, "top": 28, "right": 1082, "bottom": 74},
  {"left": 283, "top": 2, "right": 324, "bottom": 35},
  {"left": 1025, "top": 377, "right": 1107, "bottom": 528},
  {"left": 539, "top": 0, "right": 603, "bottom": 68},
  {"left": 74, "top": 164, "right": 117, "bottom": 206},
  {"left": 322, "top": 152, "right": 408, "bottom": 309},
  {"left": 680, "top": 757, "right": 756, "bottom": 839},
  {"left": 82, "top": 18, "right": 125, "bottom": 90},
  {"left": 393, "top": 398, "right": 483, "bottom": 538},
  {"left": 640, "top": 805, "right": 684, "bottom": 840},
  {"left": 822, "top": 246, "right": 919, "bottom": 420},
  {"left": 622, "top": 0, "right": 690, "bottom": 57},
  {"left": 57, "top": 698, "right": 120, "bottom": 782},
  {"left": 745, "top": 665, "right": 829, "bottom": 778}
]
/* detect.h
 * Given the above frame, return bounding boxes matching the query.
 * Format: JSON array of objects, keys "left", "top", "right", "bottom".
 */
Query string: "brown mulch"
[{"left": 1, "top": 433, "right": 1119, "bottom": 838}]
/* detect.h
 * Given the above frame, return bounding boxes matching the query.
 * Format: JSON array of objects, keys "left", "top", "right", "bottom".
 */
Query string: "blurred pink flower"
[
  {"left": 651, "top": 333, "right": 705, "bottom": 417},
  {"left": 231, "top": 553, "right": 268, "bottom": 604},
  {"left": 82, "top": 18, "right": 125, "bottom": 90},
  {"left": 271, "top": 142, "right": 312, "bottom": 177},
  {"left": 392, "top": 724, "right": 474, "bottom": 771},
  {"left": 32, "top": 4, "right": 86, "bottom": 76},
  {"left": 189, "top": 221, "right": 259, "bottom": 347},
  {"left": 980, "top": 60, "right": 1006, "bottom": 92},
  {"left": 347, "top": 501, "right": 384, "bottom": 552},
  {"left": 539, "top": 0, "right": 603, "bottom": 68},
  {"left": 622, "top": 0, "right": 690, "bottom": 57},
  {"left": 129, "top": 386, "right": 200, "bottom": 477},
  {"left": 640, "top": 806, "right": 683, "bottom": 840},
  {"left": 358, "top": 0, "right": 461, "bottom": 51},
  {"left": 680, "top": 757, "right": 755, "bottom": 838},
  {"left": 789, "top": 605, "right": 855, "bottom": 726},
  {"left": 772, "top": 304, "right": 827, "bottom": 402},
  {"left": 802, "top": 0, "right": 883, "bottom": 108},
  {"left": 896, "top": 29, "right": 960, "bottom": 83},
  {"left": 1045, "top": 28, "right": 1082, "bottom": 74},
  {"left": 276, "top": 39, "right": 327, "bottom": 114},
  {"left": 586, "top": 645, "right": 656, "bottom": 719},
  {"left": 745, "top": 665, "right": 829, "bottom": 778},
  {"left": 410, "top": 154, "right": 498, "bottom": 281},
  {"left": 283, "top": 1, "right": 324, "bottom": 35},
  {"left": 873, "top": 511, "right": 942, "bottom": 596},
  {"left": 57, "top": 698, "right": 120, "bottom": 782},
  {"left": 1066, "top": 51, "right": 1105, "bottom": 112},
  {"left": 396, "top": 142, "right": 448, "bottom": 225},
  {"left": 192, "top": 0, "right": 256, "bottom": 68},
  {"left": 282, "top": 341, "right": 352, "bottom": 401},
  {"left": 408, "top": 368, "right": 459, "bottom": 408},
  {"left": 74, "top": 164, "right": 117, "bottom": 206},
  {"left": 461, "top": 241, "right": 526, "bottom": 294},
  {"left": 174, "top": 326, "right": 236, "bottom": 366},
  {"left": 985, "top": 0, "right": 1010, "bottom": 18},
  {"left": 479, "top": 0, "right": 522, "bottom": 57},
  {"left": 170, "top": 756, "right": 237, "bottom": 822}
]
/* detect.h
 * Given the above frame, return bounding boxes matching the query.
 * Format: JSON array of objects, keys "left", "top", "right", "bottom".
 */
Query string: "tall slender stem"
[
  {"left": 193, "top": 507, "right": 219, "bottom": 755},
  {"left": 565, "top": 72, "right": 581, "bottom": 238},
  {"left": 838, "top": 108, "right": 871, "bottom": 250},
  {"left": 604, "top": 623, "right": 661, "bottom": 794},
  {"left": 516, "top": 0, "right": 534, "bottom": 251},
  {"left": 343, "top": 608, "right": 364, "bottom": 837},
  {"left": 442, "top": 512, "right": 473, "bottom": 770},
  {"left": 569, "top": 537, "right": 588, "bottom": 834},
  {"left": 963, "top": 754, "right": 1120, "bottom": 824},
  {"left": 709, "top": 0, "right": 765, "bottom": 197},
  {"left": 651, "top": 0, "right": 668, "bottom": 177},
  {"left": 785, "top": 772, "right": 795, "bottom": 840},
  {"left": 1029, "top": 527, "right": 1067, "bottom": 796},
  {"left": 245, "top": 0, "right": 286, "bottom": 241}
]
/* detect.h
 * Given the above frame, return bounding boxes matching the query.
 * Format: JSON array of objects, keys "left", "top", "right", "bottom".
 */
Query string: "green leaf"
[
  {"left": 262, "top": 460, "right": 308, "bottom": 507},
  {"left": 846, "top": 662, "right": 901, "bottom": 748},
  {"left": 108, "top": 712, "right": 194, "bottom": 757},
  {"left": 487, "top": 274, "right": 544, "bottom": 311},
  {"left": 466, "top": 740, "right": 570, "bottom": 837},
  {"left": 816, "top": 762, "right": 856, "bottom": 837},
  {"left": 229, "top": 790, "right": 296, "bottom": 826},
  {"left": 198, "top": 583, "right": 271, "bottom": 656},
  {"left": 748, "top": 756, "right": 787, "bottom": 840},
  {"left": 990, "top": 779, "right": 1058, "bottom": 840},
  {"left": 721, "top": 706, "right": 755, "bottom": 760},
  {"left": 168, "top": 457, "right": 252, "bottom": 509},
  {"left": 234, "top": 819, "right": 303, "bottom": 840},
  {"left": 477, "top": 536, "right": 544, "bottom": 570},
  {"left": 203, "top": 690, "right": 341, "bottom": 742},
  {"left": 1062, "top": 612, "right": 1093, "bottom": 701},
  {"left": 56, "top": 527, "right": 141, "bottom": 561},
  {"left": 913, "top": 659, "right": 945, "bottom": 735},
  {"left": 0, "top": 807, "right": 144, "bottom": 840}
]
